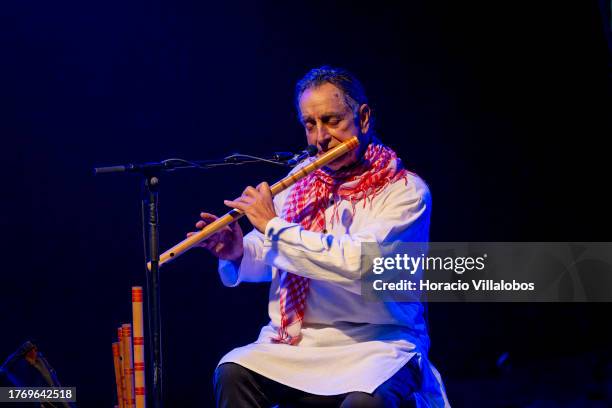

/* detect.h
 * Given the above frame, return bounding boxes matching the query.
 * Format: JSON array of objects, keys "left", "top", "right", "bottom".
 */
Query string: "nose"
[{"left": 315, "top": 123, "right": 332, "bottom": 150}]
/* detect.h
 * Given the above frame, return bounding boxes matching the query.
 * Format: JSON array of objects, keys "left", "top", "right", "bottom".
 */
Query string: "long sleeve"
[
  {"left": 260, "top": 174, "right": 431, "bottom": 290},
  {"left": 217, "top": 181, "right": 290, "bottom": 287},
  {"left": 218, "top": 228, "right": 272, "bottom": 287}
]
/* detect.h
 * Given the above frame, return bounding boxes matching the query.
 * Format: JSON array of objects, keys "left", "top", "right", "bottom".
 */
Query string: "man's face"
[{"left": 298, "top": 83, "right": 369, "bottom": 171}]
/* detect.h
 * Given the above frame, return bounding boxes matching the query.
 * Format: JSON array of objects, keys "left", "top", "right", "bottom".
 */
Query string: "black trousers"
[{"left": 213, "top": 359, "right": 421, "bottom": 408}]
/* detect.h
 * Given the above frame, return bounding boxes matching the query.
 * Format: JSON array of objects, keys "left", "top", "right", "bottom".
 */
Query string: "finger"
[
  {"left": 198, "top": 212, "right": 232, "bottom": 234},
  {"left": 202, "top": 235, "right": 220, "bottom": 248},
  {"left": 214, "top": 242, "right": 224, "bottom": 253},
  {"left": 257, "top": 181, "right": 272, "bottom": 200},
  {"left": 224, "top": 199, "right": 247, "bottom": 212},
  {"left": 200, "top": 212, "right": 218, "bottom": 221},
  {"left": 200, "top": 223, "right": 232, "bottom": 236},
  {"left": 242, "top": 186, "right": 258, "bottom": 198},
  {"left": 187, "top": 230, "right": 211, "bottom": 239},
  {"left": 196, "top": 212, "right": 218, "bottom": 229},
  {"left": 218, "top": 225, "right": 234, "bottom": 234},
  {"left": 231, "top": 194, "right": 253, "bottom": 204},
  {"left": 236, "top": 195, "right": 255, "bottom": 205},
  {"left": 229, "top": 220, "right": 243, "bottom": 239}
]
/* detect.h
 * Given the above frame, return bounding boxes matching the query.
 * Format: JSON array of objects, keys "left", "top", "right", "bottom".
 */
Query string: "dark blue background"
[{"left": 2, "top": 0, "right": 611, "bottom": 406}]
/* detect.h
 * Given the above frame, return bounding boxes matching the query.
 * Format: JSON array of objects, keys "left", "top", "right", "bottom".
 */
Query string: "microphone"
[
  {"left": 94, "top": 147, "right": 319, "bottom": 175},
  {"left": 271, "top": 152, "right": 295, "bottom": 161},
  {"left": 287, "top": 145, "right": 318, "bottom": 166}
]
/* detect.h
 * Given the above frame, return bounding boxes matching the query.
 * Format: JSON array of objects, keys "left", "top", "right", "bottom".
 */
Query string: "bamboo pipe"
[
  {"left": 132, "top": 287, "right": 146, "bottom": 408},
  {"left": 148, "top": 136, "right": 359, "bottom": 270},
  {"left": 117, "top": 327, "right": 127, "bottom": 408},
  {"left": 122, "top": 324, "right": 135, "bottom": 408},
  {"left": 112, "top": 342, "right": 124, "bottom": 408}
]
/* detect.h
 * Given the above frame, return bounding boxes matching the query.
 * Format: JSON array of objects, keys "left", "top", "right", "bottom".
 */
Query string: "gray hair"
[{"left": 295, "top": 66, "right": 369, "bottom": 120}]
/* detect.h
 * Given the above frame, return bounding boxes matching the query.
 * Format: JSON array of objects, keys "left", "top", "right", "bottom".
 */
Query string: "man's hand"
[
  {"left": 187, "top": 212, "right": 244, "bottom": 261},
  {"left": 223, "top": 182, "right": 276, "bottom": 233}
]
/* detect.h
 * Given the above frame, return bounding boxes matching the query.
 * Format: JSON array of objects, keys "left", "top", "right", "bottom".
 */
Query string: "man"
[{"left": 190, "top": 67, "right": 449, "bottom": 407}]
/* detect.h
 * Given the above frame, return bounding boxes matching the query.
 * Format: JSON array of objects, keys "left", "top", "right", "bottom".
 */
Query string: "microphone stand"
[
  {"left": 94, "top": 153, "right": 291, "bottom": 408},
  {"left": 144, "top": 171, "right": 162, "bottom": 408}
]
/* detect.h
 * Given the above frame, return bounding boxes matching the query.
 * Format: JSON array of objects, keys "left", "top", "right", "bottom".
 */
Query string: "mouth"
[
  {"left": 317, "top": 145, "right": 339, "bottom": 156},
  {"left": 320, "top": 152, "right": 348, "bottom": 167}
]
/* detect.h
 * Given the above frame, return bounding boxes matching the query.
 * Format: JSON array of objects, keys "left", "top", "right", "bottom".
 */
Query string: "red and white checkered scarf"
[{"left": 272, "top": 141, "right": 409, "bottom": 345}]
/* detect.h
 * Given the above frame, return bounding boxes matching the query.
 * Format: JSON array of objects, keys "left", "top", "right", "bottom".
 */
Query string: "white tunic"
[{"left": 217, "top": 165, "right": 450, "bottom": 407}]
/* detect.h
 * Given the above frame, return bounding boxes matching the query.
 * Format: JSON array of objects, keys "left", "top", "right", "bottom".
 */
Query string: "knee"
[
  {"left": 340, "top": 392, "right": 386, "bottom": 408},
  {"left": 213, "top": 362, "right": 250, "bottom": 393}
]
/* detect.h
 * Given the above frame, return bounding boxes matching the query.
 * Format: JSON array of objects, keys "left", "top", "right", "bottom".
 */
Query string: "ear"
[{"left": 358, "top": 104, "right": 371, "bottom": 134}]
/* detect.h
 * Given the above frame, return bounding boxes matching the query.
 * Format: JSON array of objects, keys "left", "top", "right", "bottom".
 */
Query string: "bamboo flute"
[{"left": 148, "top": 136, "right": 359, "bottom": 270}]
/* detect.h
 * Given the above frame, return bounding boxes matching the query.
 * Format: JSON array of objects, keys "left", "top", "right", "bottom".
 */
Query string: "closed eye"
[{"left": 322, "top": 115, "right": 342, "bottom": 125}]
